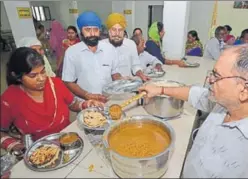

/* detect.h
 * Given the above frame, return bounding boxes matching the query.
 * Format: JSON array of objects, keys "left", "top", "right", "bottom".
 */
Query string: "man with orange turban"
[{"left": 103, "top": 13, "right": 150, "bottom": 81}]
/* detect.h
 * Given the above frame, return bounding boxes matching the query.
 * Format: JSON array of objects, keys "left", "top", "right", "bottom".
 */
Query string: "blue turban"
[{"left": 77, "top": 11, "right": 102, "bottom": 30}]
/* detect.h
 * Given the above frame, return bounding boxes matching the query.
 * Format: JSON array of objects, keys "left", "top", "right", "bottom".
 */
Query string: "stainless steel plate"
[
  {"left": 24, "top": 133, "right": 84, "bottom": 172},
  {"left": 184, "top": 61, "right": 200, "bottom": 68},
  {"left": 145, "top": 70, "right": 165, "bottom": 78},
  {"left": 102, "top": 78, "right": 143, "bottom": 95},
  {"left": 77, "top": 107, "right": 110, "bottom": 131},
  {"left": 77, "top": 107, "right": 126, "bottom": 131}
]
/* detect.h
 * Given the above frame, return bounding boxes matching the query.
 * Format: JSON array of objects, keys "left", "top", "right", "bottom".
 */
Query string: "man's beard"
[
  {"left": 81, "top": 34, "right": 100, "bottom": 47},
  {"left": 109, "top": 36, "right": 124, "bottom": 47}
]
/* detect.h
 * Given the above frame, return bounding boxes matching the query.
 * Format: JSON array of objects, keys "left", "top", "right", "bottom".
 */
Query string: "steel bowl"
[
  {"left": 143, "top": 79, "right": 185, "bottom": 119},
  {"left": 102, "top": 115, "right": 176, "bottom": 178},
  {"left": 59, "top": 132, "right": 80, "bottom": 150}
]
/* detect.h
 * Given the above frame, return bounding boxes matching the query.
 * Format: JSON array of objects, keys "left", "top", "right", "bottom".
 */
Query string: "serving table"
[{"left": 10, "top": 57, "right": 215, "bottom": 178}]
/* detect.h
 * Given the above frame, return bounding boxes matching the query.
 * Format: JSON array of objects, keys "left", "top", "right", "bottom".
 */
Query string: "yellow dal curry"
[{"left": 108, "top": 122, "right": 171, "bottom": 158}]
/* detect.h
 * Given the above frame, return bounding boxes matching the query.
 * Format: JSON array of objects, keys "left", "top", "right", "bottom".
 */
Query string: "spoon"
[{"left": 108, "top": 92, "right": 146, "bottom": 120}]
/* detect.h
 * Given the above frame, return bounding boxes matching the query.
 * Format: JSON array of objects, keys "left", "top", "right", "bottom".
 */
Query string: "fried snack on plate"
[{"left": 29, "top": 144, "right": 60, "bottom": 168}]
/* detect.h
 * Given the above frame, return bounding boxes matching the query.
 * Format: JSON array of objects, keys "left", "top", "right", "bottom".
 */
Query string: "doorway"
[{"left": 148, "top": 5, "right": 164, "bottom": 28}]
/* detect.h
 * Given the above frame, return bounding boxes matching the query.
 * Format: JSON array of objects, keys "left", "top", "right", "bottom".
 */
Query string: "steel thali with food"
[
  {"left": 77, "top": 107, "right": 126, "bottom": 131},
  {"left": 24, "top": 132, "right": 84, "bottom": 172}
]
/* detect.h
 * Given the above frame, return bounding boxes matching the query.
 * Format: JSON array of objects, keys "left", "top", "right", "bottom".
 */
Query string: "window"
[{"left": 31, "top": 6, "right": 51, "bottom": 21}]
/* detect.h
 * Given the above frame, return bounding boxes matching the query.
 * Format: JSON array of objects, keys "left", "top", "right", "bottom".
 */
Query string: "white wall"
[
  {"left": 217, "top": 1, "right": 248, "bottom": 37},
  {"left": 1, "top": 1, "right": 11, "bottom": 31},
  {"left": 30, "top": 0, "right": 163, "bottom": 37},
  {"left": 3, "top": 1, "right": 36, "bottom": 45},
  {"left": 188, "top": 1, "right": 214, "bottom": 45},
  {"left": 134, "top": 1, "right": 163, "bottom": 39},
  {"left": 77, "top": 1, "right": 112, "bottom": 23},
  {"left": 3, "top": 1, "right": 247, "bottom": 46},
  {"left": 188, "top": 1, "right": 248, "bottom": 45},
  {"left": 30, "top": 1, "right": 112, "bottom": 29},
  {"left": 112, "top": 1, "right": 135, "bottom": 35},
  {"left": 163, "top": 1, "right": 190, "bottom": 59}
]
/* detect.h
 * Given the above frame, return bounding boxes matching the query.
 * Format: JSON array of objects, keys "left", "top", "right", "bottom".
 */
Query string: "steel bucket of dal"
[{"left": 102, "top": 115, "right": 175, "bottom": 178}]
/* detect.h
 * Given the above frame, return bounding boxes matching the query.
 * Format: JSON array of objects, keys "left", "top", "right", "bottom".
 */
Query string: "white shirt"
[
  {"left": 102, "top": 38, "right": 142, "bottom": 77},
  {"left": 43, "top": 55, "right": 55, "bottom": 77},
  {"left": 183, "top": 86, "right": 248, "bottom": 178},
  {"left": 139, "top": 51, "right": 162, "bottom": 70},
  {"left": 203, "top": 37, "right": 222, "bottom": 60},
  {"left": 62, "top": 41, "right": 119, "bottom": 96}
]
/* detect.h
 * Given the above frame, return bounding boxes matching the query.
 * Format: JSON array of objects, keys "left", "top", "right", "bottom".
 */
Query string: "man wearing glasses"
[
  {"left": 203, "top": 26, "right": 226, "bottom": 60},
  {"left": 139, "top": 45, "right": 248, "bottom": 178}
]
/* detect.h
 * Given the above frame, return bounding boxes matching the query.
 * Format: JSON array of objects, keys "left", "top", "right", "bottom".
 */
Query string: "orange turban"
[{"left": 106, "top": 13, "right": 127, "bottom": 29}]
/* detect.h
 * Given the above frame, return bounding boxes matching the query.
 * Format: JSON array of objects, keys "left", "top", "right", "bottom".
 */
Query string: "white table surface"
[{"left": 10, "top": 57, "right": 216, "bottom": 178}]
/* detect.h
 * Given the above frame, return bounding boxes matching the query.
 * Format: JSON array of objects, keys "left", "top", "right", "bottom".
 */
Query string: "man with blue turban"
[{"left": 62, "top": 11, "right": 122, "bottom": 103}]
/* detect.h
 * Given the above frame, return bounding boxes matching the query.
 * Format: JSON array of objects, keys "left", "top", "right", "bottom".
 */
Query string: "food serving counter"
[{"left": 10, "top": 57, "right": 215, "bottom": 178}]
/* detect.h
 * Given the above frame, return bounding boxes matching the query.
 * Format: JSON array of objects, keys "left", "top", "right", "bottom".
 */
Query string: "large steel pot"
[
  {"left": 143, "top": 80, "right": 185, "bottom": 119},
  {"left": 102, "top": 115, "right": 175, "bottom": 178}
]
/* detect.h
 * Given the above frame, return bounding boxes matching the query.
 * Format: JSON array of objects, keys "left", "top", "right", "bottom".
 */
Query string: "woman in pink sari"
[{"left": 49, "top": 20, "right": 66, "bottom": 68}]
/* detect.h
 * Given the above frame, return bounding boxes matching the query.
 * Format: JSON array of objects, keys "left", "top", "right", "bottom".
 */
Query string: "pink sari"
[{"left": 49, "top": 20, "right": 67, "bottom": 59}]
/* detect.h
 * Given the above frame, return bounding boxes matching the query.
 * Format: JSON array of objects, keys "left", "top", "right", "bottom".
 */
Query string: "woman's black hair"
[
  {"left": 6, "top": 47, "right": 44, "bottom": 86},
  {"left": 224, "top": 25, "right": 232, "bottom": 32},
  {"left": 241, "top": 28, "right": 248, "bottom": 39},
  {"left": 157, "top": 22, "right": 164, "bottom": 33},
  {"left": 67, "top": 25, "right": 79, "bottom": 38},
  {"left": 133, "top": 28, "right": 143, "bottom": 35},
  {"left": 188, "top": 30, "right": 200, "bottom": 41}
]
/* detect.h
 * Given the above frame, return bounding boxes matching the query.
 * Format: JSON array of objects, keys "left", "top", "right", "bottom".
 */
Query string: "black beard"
[
  {"left": 109, "top": 38, "right": 123, "bottom": 47},
  {"left": 81, "top": 34, "right": 100, "bottom": 47}
]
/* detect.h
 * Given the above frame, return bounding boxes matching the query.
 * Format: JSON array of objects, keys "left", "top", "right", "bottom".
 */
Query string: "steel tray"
[
  {"left": 102, "top": 78, "right": 143, "bottom": 95},
  {"left": 24, "top": 133, "right": 84, "bottom": 172},
  {"left": 184, "top": 61, "right": 200, "bottom": 68},
  {"left": 145, "top": 70, "right": 165, "bottom": 78}
]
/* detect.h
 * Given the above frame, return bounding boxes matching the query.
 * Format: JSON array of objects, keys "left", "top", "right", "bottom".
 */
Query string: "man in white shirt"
[
  {"left": 139, "top": 45, "right": 248, "bottom": 178},
  {"left": 131, "top": 35, "right": 162, "bottom": 71},
  {"left": 102, "top": 13, "right": 150, "bottom": 81},
  {"left": 203, "top": 26, "right": 226, "bottom": 60},
  {"left": 62, "top": 11, "right": 122, "bottom": 103}
]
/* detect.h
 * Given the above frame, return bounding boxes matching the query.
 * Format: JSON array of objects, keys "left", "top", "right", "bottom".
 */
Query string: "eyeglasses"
[{"left": 208, "top": 70, "right": 247, "bottom": 85}]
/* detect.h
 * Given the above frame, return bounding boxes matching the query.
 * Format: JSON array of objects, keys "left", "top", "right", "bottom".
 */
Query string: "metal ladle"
[{"left": 109, "top": 92, "right": 146, "bottom": 120}]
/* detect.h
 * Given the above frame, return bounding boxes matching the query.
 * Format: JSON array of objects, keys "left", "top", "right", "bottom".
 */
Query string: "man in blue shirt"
[{"left": 234, "top": 29, "right": 248, "bottom": 45}]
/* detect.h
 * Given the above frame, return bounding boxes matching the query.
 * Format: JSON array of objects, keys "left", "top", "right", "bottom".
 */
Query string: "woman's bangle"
[
  {"left": 1, "top": 136, "right": 12, "bottom": 144},
  {"left": 7, "top": 141, "right": 22, "bottom": 152},
  {"left": 1, "top": 137, "right": 19, "bottom": 150},
  {"left": 81, "top": 101, "right": 88, "bottom": 110}
]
